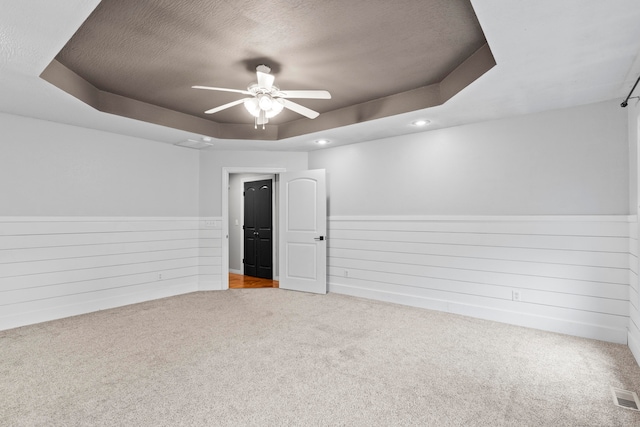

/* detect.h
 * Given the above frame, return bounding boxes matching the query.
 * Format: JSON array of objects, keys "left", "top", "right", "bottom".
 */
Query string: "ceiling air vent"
[
  {"left": 611, "top": 387, "right": 640, "bottom": 410},
  {"left": 174, "top": 139, "right": 213, "bottom": 150}
]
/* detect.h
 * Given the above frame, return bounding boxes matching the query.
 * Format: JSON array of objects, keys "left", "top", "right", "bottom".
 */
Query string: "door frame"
[
  {"left": 240, "top": 175, "right": 276, "bottom": 276},
  {"left": 221, "top": 167, "right": 286, "bottom": 290}
]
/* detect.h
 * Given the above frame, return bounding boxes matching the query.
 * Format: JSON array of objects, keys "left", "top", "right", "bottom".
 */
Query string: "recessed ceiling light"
[
  {"left": 411, "top": 119, "right": 430, "bottom": 127},
  {"left": 202, "top": 136, "right": 212, "bottom": 142},
  {"left": 315, "top": 139, "right": 330, "bottom": 145}
]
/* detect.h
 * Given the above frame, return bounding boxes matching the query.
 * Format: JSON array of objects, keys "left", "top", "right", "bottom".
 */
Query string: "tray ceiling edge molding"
[{"left": 40, "top": 45, "right": 495, "bottom": 141}]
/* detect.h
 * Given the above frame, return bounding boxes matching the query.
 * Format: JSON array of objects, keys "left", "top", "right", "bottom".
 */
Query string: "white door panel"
[{"left": 279, "top": 169, "right": 327, "bottom": 294}]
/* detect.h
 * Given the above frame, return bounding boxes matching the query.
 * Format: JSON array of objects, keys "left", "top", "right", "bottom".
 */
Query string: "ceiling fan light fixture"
[
  {"left": 194, "top": 64, "right": 330, "bottom": 129},
  {"left": 265, "top": 98, "right": 285, "bottom": 118},
  {"left": 258, "top": 94, "right": 272, "bottom": 111},
  {"left": 243, "top": 98, "right": 260, "bottom": 117},
  {"left": 246, "top": 95, "right": 284, "bottom": 120}
]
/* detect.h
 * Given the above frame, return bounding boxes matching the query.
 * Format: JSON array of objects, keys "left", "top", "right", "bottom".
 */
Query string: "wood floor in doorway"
[{"left": 229, "top": 273, "right": 279, "bottom": 289}]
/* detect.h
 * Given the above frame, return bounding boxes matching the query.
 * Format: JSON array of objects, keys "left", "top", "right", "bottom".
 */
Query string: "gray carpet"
[{"left": 2, "top": 289, "right": 640, "bottom": 426}]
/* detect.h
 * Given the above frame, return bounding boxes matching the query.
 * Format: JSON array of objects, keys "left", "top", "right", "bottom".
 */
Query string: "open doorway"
[
  {"left": 221, "top": 167, "right": 327, "bottom": 293},
  {"left": 242, "top": 177, "right": 273, "bottom": 279},
  {"left": 221, "top": 167, "right": 286, "bottom": 290},
  {"left": 228, "top": 173, "right": 278, "bottom": 289}
]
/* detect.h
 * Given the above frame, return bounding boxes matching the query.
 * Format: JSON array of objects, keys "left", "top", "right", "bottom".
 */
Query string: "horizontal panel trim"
[
  {"left": 330, "top": 215, "right": 635, "bottom": 223},
  {"left": 198, "top": 256, "right": 222, "bottom": 265},
  {"left": 0, "top": 240, "right": 202, "bottom": 264},
  {"left": 0, "top": 216, "right": 223, "bottom": 332},
  {"left": 329, "top": 220, "right": 629, "bottom": 237},
  {"left": 330, "top": 280, "right": 628, "bottom": 327},
  {"left": 0, "top": 223, "right": 202, "bottom": 236},
  {"left": 330, "top": 238, "right": 629, "bottom": 268},
  {"left": 0, "top": 217, "right": 222, "bottom": 222},
  {"left": 0, "top": 249, "right": 201, "bottom": 278},
  {"left": 0, "top": 281, "right": 199, "bottom": 331},
  {"left": 1, "top": 276, "right": 198, "bottom": 315},
  {"left": 631, "top": 287, "right": 639, "bottom": 313},
  {"left": 0, "top": 259, "right": 200, "bottom": 292},
  {"left": 0, "top": 218, "right": 223, "bottom": 236},
  {"left": 329, "top": 250, "right": 628, "bottom": 284},
  {"left": 0, "top": 231, "right": 205, "bottom": 250},
  {"left": 329, "top": 230, "right": 628, "bottom": 252},
  {"left": 327, "top": 265, "right": 628, "bottom": 300},
  {"left": 329, "top": 282, "right": 628, "bottom": 343},
  {"left": 1, "top": 269, "right": 199, "bottom": 306},
  {"left": 329, "top": 272, "right": 627, "bottom": 316}
]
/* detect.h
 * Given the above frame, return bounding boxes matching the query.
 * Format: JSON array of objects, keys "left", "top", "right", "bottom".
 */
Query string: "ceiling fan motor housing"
[{"left": 256, "top": 64, "right": 271, "bottom": 74}]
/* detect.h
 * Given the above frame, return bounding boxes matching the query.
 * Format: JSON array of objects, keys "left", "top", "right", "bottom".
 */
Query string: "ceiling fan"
[{"left": 192, "top": 65, "right": 331, "bottom": 129}]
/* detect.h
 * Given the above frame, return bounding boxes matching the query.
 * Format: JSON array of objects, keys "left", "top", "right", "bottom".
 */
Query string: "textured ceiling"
[
  {"left": 1, "top": 1, "right": 639, "bottom": 152},
  {"left": 44, "top": 0, "right": 494, "bottom": 140}
]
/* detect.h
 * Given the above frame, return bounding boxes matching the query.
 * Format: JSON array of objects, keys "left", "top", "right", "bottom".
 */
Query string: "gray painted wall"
[
  {"left": 228, "top": 173, "right": 244, "bottom": 272},
  {"left": 0, "top": 113, "right": 200, "bottom": 217},
  {"left": 198, "top": 150, "right": 307, "bottom": 217},
  {"left": 309, "top": 100, "right": 629, "bottom": 216}
]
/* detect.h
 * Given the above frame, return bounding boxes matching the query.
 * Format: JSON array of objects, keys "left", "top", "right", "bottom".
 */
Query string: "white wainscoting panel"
[
  {"left": 199, "top": 218, "right": 223, "bottom": 290},
  {"left": 628, "top": 218, "right": 640, "bottom": 363},
  {"left": 328, "top": 216, "right": 632, "bottom": 344},
  {"left": 0, "top": 217, "right": 223, "bottom": 331}
]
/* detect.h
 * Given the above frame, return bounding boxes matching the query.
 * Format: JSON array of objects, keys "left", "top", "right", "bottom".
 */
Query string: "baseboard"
[
  {"left": 0, "top": 281, "right": 198, "bottom": 332},
  {"left": 629, "top": 331, "right": 640, "bottom": 366},
  {"left": 199, "top": 279, "right": 222, "bottom": 291},
  {"left": 329, "top": 282, "right": 628, "bottom": 344}
]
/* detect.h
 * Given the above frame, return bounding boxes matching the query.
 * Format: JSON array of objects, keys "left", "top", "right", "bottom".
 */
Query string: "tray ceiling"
[{"left": 41, "top": 0, "right": 495, "bottom": 141}]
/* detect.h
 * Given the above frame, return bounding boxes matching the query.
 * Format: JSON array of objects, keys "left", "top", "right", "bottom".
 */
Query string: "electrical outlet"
[
  {"left": 344, "top": 270, "right": 349, "bottom": 277},
  {"left": 512, "top": 290, "right": 521, "bottom": 302},
  {"left": 158, "top": 273, "right": 163, "bottom": 280},
  {"left": 204, "top": 220, "right": 217, "bottom": 228}
]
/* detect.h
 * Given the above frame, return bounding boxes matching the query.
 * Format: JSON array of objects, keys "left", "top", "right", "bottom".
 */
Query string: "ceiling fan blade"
[
  {"left": 192, "top": 85, "right": 251, "bottom": 95},
  {"left": 282, "top": 99, "right": 320, "bottom": 119},
  {"left": 257, "top": 71, "right": 275, "bottom": 90},
  {"left": 204, "top": 98, "right": 250, "bottom": 114},
  {"left": 277, "top": 90, "right": 331, "bottom": 99}
]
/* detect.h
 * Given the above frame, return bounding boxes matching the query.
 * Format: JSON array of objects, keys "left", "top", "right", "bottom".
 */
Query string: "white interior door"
[{"left": 279, "top": 169, "right": 327, "bottom": 294}]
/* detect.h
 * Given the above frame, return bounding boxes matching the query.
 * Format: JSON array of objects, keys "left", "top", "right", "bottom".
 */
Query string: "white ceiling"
[{"left": 1, "top": 0, "right": 640, "bottom": 152}]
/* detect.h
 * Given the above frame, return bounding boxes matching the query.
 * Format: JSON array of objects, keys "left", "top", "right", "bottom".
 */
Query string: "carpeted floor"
[{"left": 2, "top": 289, "right": 640, "bottom": 426}]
